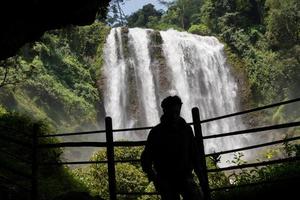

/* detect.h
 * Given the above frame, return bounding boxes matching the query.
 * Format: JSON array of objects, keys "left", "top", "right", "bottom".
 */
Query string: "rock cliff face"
[{"left": 0, "top": 0, "right": 110, "bottom": 60}]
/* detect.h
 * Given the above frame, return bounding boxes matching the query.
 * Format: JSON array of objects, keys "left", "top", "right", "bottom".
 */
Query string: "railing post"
[
  {"left": 31, "top": 123, "right": 39, "bottom": 200},
  {"left": 105, "top": 117, "right": 117, "bottom": 200},
  {"left": 192, "top": 107, "right": 210, "bottom": 200}
]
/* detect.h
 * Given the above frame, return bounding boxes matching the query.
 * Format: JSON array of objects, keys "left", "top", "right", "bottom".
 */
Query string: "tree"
[
  {"left": 106, "top": 0, "right": 128, "bottom": 26},
  {"left": 200, "top": 0, "right": 265, "bottom": 33},
  {"left": 161, "top": 0, "right": 203, "bottom": 30},
  {"left": 127, "top": 4, "right": 163, "bottom": 28},
  {"left": 265, "top": 0, "right": 300, "bottom": 49},
  {"left": 0, "top": 55, "right": 36, "bottom": 88}
]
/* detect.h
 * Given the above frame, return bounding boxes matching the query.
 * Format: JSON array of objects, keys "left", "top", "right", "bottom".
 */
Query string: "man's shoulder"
[
  {"left": 146, "top": 123, "right": 162, "bottom": 141},
  {"left": 179, "top": 117, "right": 192, "bottom": 128},
  {"left": 150, "top": 123, "right": 163, "bottom": 133}
]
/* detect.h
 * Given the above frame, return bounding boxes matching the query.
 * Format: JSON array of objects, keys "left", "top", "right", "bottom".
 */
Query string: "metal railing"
[{"left": 0, "top": 97, "right": 299, "bottom": 200}]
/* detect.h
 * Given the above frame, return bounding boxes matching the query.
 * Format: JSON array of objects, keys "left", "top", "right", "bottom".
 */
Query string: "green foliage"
[
  {"left": 0, "top": 22, "right": 110, "bottom": 132},
  {"left": 127, "top": 4, "right": 163, "bottom": 28},
  {"left": 72, "top": 147, "right": 151, "bottom": 199},
  {"left": 195, "top": 0, "right": 300, "bottom": 114},
  {"left": 0, "top": 112, "right": 88, "bottom": 200},
  {"left": 171, "top": 0, "right": 203, "bottom": 29},
  {"left": 188, "top": 24, "right": 211, "bottom": 35},
  {"left": 244, "top": 49, "right": 285, "bottom": 102},
  {"left": 126, "top": 0, "right": 203, "bottom": 31},
  {"left": 150, "top": 22, "right": 184, "bottom": 32},
  {"left": 158, "top": 0, "right": 203, "bottom": 30},
  {"left": 211, "top": 146, "right": 300, "bottom": 200},
  {"left": 0, "top": 105, "right": 7, "bottom": 115},
  {"left": 0, "top": 56, "right": 37, "bottom": 88},
  {"left": 71, "top": 144, "right": 300, "bottom": 200},
  {"left": 265, "top": 0, "right": 300, "bottom": 49},
  {"left": 206, "top": 154, "right": 230, "bottom": 189}
]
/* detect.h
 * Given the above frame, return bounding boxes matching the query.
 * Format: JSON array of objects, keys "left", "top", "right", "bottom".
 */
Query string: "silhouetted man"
[{"left": 141, "top": 95, "right": 203, "bottom": 200}]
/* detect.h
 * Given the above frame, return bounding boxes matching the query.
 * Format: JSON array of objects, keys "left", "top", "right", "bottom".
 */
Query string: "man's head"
[{"left": 161, "top": 95, "right": 182, "bottom": 120}]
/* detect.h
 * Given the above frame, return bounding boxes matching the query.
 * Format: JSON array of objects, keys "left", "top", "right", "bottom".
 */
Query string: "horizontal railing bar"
[
  {"left": 38, "top": 142, "right": 107, "bottom": 148},
  {"left": 210, "top": 175, "right": 300, "bottom": 192},
  {"left": 39, "top": 141, "right": 148, "bottom": 148},
  {"left": 117, "top": 192, "right": 159, "bottom": 195},
  {"left": 39, "top": 127, "right": 153, "bottom": 138},
  {"left": 114, "top": 141, "right": 146, "bottom": 147},
  {"left": 113, "top": 126, "right": 153, "bottom": 133},
  {"left": 203, "top": 121, "right": 300, "bottom": 139},
  {"left": 38, "top": 130, "right": 106, "bottom": 138},
  {"left": 208, "top": 156, "right": 300, "bottom": 173},
  {"left": 40, "top": 160, "right": 108, "bottom": 165},
  {"left": 115, "top": 159, "right": 141, "bottom": 163},
  {"left": 0, "top": 134, "right": 31, "bottom": 148},
  {"left": 206, "top": 135, "right": 300, "bottom": 157},
  {"left": 200, "top": 97, "right": 300, "bottom": 123},
  {"left": 40, "top": 159, "right": 141, "bottom": 165},
  {"left": 39, "top": 126, "right": 152, "bottom": 138}
]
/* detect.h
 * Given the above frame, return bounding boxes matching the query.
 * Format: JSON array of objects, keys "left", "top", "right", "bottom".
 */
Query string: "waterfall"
[{"left": 102, "top": 27, "right": 252, "bottom": 164}]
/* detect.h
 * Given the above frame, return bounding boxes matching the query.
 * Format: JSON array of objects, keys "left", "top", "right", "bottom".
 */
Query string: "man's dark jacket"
[{"left": 141, "top": 116, "right": 201, "bottom": 180}]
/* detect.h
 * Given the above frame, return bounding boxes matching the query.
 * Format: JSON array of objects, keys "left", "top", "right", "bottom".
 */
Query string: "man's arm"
[{"left": 141, "top": 130, "right": 156, "bottom": 182}]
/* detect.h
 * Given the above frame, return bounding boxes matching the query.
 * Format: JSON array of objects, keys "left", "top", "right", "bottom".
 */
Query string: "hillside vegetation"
[
  {"left": 0, "top": 22, "right": 110, "bottom": 132},
  {"left": 125, "top": 0, "right": 300, "bottom": 122},
  {"left": 0, "top": 22, "right": 111, "bottom": 200},
  {"left": 1, "top": 0, "right": 299, "bottom": 129}
]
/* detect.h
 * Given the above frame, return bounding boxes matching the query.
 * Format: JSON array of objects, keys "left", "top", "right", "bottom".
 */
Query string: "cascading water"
[{"left": 102, "top": 27, "right": 252, "bottom": 164}]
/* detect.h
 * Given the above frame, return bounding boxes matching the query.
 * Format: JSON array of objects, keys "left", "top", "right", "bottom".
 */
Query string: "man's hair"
[{"left": 161, "top": 95, "right": 182, "bottom": 110}]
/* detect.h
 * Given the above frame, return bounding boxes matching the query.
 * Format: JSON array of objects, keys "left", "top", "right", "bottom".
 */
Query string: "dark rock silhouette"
[{"left": 0, "top": 0, "right": 110, "bottom": 60}]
